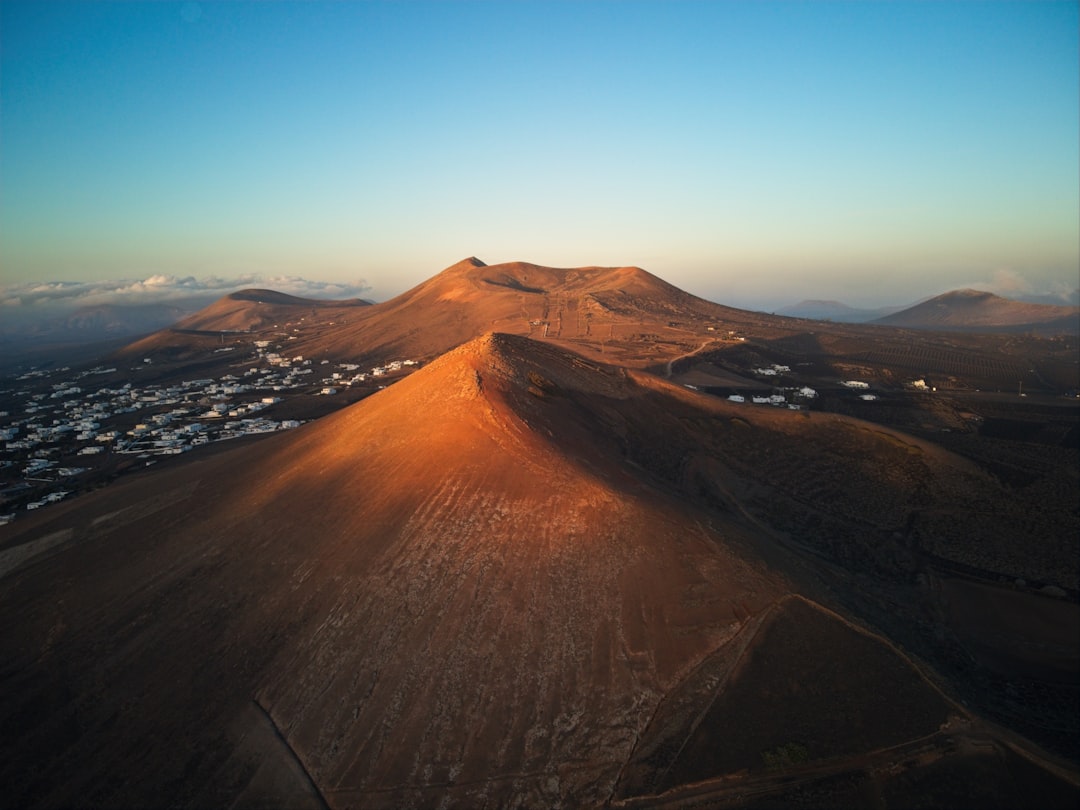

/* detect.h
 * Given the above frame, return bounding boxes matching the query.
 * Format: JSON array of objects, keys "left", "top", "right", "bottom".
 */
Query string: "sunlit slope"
[
  {"left": 243, "top": 333, "right": 798, "bottom": 806},
  {"left": 117, "top": 288, "right": 371, "bottom": 356},
  {"left": 1, "top": 333, "right": 1075, "bottom": 808},
  {"left": 0, "top": 333, "right": 791, "bottom": 807},
  {"left": 177, "top": 288, "right": 371, "bottom": 332},
  {"left": 157, "top": 257, "right": 762, "bottom": 367}
]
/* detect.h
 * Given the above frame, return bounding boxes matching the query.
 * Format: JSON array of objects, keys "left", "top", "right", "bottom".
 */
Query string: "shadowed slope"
[
  {"left": 876, "top": 289, "right": 1079, "bottom": 333},
  {"left": 1, "top": 334, "right": 1075, "bottom": 808},
  {"left": 0, "top": 333, "right": 794, "bottom": 808},
  {"left": 614, "top": 595, "right": 955, "bottom": 798}
]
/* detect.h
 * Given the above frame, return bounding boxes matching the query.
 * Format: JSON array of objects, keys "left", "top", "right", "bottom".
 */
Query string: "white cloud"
[
  {"left": 0, "top": 274, "right": 371, "bottom": 311},
  {"left": 949, "top": 267, "right": 1078, "bottom": 305},
  {"left": 984, "top": 268, "right": 1033, "bottom": 297}
]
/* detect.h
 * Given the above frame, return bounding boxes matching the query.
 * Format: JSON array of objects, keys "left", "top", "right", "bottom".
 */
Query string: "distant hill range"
[
  {"left": 0, "top": 291, "right": 373, "bottom": 357},
  {"left": 170, "top": 288, "right": 371, "bottom": 333},
  {"left": 0, "top": 301, "right": 204, "bottom": 344},
  {"left": 779, "top": 289, "right": 1080, "bottom": 334},
  {"left": 111, "top": 259, "right": 1080, "bottom": 397},
  {"left": 120, "top": 257, "right": 761, "bottom": 367},
  {"left": 0, "top": 301, "right": 214, "bottom": 373},
  {"left": 874, "top": 289, "right": 1080, "bottom": 334},
  {"left": 777, "top": 299, "right": 903, "bottom": 323}
]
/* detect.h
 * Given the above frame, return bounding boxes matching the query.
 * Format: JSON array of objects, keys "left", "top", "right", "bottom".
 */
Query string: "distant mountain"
[
  {"left": 121, "top": 257, "right": 773, "bottom": 369},
  {"left": 111, "top": 259, "right": 1080, "bottom": 397},
  {"left": 777, "top": 299, "right": 904, "bottom": 323},
  {"left": 115, "top": 288, "right": 372, "bottom": 360},
  {"left": 3, "top": 332, "right": 1074, "bottom": 807},
  {"left": 0, "top": 301, "right": 204, "bottom": 343},
  {"left": 285, "top": 255, "right": 750, "bottom": 361},
  {"left": 875, "top": 288, "right": 1080, "bottom": 334},
  {"left": 171, "top": 288, "right": 371, "bottom": 332}
]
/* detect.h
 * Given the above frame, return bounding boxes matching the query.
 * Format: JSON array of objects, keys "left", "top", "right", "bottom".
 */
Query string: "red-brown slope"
[
  {"left": 177, "top": 288, "right": 370, "bottom": 332},
  {"left": 0, "top": 333, "right": 795, "bottom": 808},
  {"left": 1, "top": 334, "right": 1075, "bottom": 808},
  {"left": 876, "top": 289, "right": 1080, "bottom": 333},
  {"left": 117, "top": 288, "right": 370, "bottom": 356},
  {"left": 615, "top": 594, "right": 956, "bottom": 797},
  {"left": 110, "top": 257, "right": 757, "bottom": 368},
  {"left": 171, "top": 257, "right": 760, "bottom": 367}
]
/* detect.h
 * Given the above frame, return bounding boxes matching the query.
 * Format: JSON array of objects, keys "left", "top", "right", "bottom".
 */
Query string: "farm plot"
[{"left": 847, "top": 345, "right": 1028, "bottom": 387}]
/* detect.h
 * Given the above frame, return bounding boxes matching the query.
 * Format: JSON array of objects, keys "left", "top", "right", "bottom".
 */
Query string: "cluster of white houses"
[
  {"left": 752, "top": 363, "right": 792, "bottom": 377},
  {"left": 840, "top": 380, "right": 879, "bottom": 401},
  {"left": 727, "top": 361, "right": 897, "bottom": 406},
  {"left": 0, "top": 341, "right": 420, "bottom": 524},
  {"left": 747, "top": 360, "right": 892, "bottom": 404},
  {"left": 727, "top": 386, "right": 817, "bottom": 409}
]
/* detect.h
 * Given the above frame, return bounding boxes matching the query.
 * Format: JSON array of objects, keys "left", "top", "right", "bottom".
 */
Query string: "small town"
[{"left": 0, "top": 341, "right": 419, "bottom": 524}]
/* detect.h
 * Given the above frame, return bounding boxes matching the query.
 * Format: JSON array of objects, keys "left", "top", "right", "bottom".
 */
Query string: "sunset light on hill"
[{"left": 1, "top": 7, "right": 1078, "bottom": 807}]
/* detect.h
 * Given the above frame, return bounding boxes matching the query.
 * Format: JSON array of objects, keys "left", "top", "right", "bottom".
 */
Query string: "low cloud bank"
[
  {"left": 952, "top": 268, "right": 1079, "bottom": 306},
  {"left": 0, "top": 274, "right": 374, "bottom": 344},
  {"left": 1, "top": 274, "right": 372, "bottom": 311}
]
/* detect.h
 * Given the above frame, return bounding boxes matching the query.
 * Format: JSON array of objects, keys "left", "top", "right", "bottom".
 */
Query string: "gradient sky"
[{"left": 2, "top": 1, "right": 1077, "bottom": 309}]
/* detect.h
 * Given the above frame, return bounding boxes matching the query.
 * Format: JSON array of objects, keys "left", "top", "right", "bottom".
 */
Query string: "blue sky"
[{"left": 2, "top": 1, "right": 1077, "bottom": 309}]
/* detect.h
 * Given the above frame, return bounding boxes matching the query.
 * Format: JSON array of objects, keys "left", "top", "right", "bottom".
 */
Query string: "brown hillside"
[
  {"left": 110, "top": 261, "right": 1080, "bottom": 403},
  {"left": 118, "top": 288, "right": 370, "bottom": 355},
  {"left": 0, "top": 334, "right": 793, "bottom": 808},
  {"left": 615, "top": 595, "right": 955, "bottom": 796},
  {"left": 117, "top": 258, "right": 762, "bottom": 369},
  {"left": 295, "top": 256, "right": 752, "bottom": 365},
  {"left": 1, "top": 334, "right": 1075, "bottom": 808},
  {"left": 876, "top": 289, "right": 1079, "bottom": 333},
  {"left": 179, "top": 288, "right": 368, "bottom": 332}
]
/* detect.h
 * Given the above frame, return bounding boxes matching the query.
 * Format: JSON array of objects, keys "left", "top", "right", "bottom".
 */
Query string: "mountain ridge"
[
  {"left": 777, "top": 298, "right": 906, "bottom": 322},
  {"left": 118, "top": 257, "right": 761, "bottom": 368},
  {"left": 875, "top": 288, "right": 1080, "bottom": 333}
]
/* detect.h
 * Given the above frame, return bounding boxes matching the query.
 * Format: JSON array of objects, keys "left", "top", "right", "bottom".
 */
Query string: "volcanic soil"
[{"left": 2, "top": 333, "right": 1076, "bottom": 808}]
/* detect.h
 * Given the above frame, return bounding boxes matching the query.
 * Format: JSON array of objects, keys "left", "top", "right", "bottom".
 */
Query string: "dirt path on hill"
[{"left": 665, "top": 340, "right": 717, "bottom": 378}]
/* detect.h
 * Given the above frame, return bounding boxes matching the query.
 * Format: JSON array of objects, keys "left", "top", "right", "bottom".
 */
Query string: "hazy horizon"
[
  {"left": 2, "top": 1, "right": 1077, "bottom": 311},
  {"left": 2, "top": 259, "right": 1077, "bottom": 330}
]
